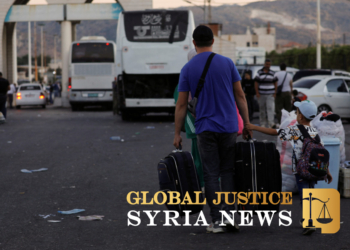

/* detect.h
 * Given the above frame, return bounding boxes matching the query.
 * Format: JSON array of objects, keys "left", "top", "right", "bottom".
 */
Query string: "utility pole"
[
  {"left": 208, "top": 0, "right": 212, "bottom": 23},
  {"left": 316, "top": 0, "right": 321, "bottom": 69},
  {"left": 44, "top": 32, "right": 46, "bottom": 71},
  {"left": 54, "top": 35, "right": 58, "bottom": 69},
  {"left": 39, "top": 23, "right": 45, "bottom": 77},
  {"left": 28, "top": 22, "right": 32, "bottom": 82},
  {"left": 184, "top": 0, "right": 206, "bottom": 23},
  {"left": 34, "top": 22, "right": 38, "bottom": 82},
  {"left": 204, "top": 0, "right": 206, "bottom": 24}
]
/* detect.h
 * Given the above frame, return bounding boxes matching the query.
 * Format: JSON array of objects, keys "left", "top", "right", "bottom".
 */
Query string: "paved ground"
[{"left": 0, "top": 104, "right": 349, "bottom": 250}]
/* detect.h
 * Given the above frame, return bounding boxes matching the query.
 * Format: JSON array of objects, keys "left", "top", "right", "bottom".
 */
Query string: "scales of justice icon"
[{"left": 302, "top": 192, "right": 333, "bottom": 228}]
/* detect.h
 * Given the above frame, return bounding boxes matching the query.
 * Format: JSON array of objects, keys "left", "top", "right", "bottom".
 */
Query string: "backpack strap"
[
  {"left": 297, "top": 124, "right": 321, "bottom": 144},
  {"left": 297, "top": 125, "right": 310, "bottom": 141},
  {"left": 193, "top": 53, "right": 216, "bottom": 98}
]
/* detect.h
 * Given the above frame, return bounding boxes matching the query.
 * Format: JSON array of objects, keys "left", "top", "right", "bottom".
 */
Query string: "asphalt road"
[{"left": 0, "top": 105, "right": 349, "bottom": 250}]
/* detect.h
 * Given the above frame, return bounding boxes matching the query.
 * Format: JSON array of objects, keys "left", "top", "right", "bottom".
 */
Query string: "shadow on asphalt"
[
  {"left": 74, "top": 105, "right": 113, "bottom": 112},
  {"left": 126, "top": 113, "right": 175, "bottom": 122}
]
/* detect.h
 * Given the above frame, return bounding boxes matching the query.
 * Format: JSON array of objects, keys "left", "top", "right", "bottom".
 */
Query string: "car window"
[
  {"left": 293, "top": 79, "right": 321, "bottom": 89},
  {"left": 20, "top": 86, "right": 41, "bottom": 91},
  {"left": 344, "top": 80, "right": 350, "bottom": 92},
  {"left": 326, "top": 79, "right": 348, "bottom": 93}
]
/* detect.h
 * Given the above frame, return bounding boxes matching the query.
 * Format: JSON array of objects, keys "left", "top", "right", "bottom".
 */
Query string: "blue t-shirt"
[{"left": 178, "top": 52, "right": 242, "bottom": 134}]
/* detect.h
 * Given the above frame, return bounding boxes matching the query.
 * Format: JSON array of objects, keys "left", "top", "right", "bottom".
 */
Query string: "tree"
[
  {"left": 267, "top": 46, "right": 350, "bottom": 71},
  {"left": 17, "top": 54, "right": 52, "bottom": 66}
]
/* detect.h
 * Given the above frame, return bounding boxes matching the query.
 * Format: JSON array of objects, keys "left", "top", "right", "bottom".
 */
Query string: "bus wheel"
[
  {"left": 71, "top": 104, "right": 78, "bottom": 111},
  {"left": 121, "top": 111, "right": 131, "bottom": 121},
  {"left": 106, "top": 104, "right": 113, "bottom": 110}
]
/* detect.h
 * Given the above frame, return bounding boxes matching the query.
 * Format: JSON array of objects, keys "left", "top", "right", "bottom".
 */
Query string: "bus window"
[
  {"left": 72, "top": 43, "right": 114, "bottom": 63},
  {"left": 124, "top": 11, "right": 188, "bottom": 43}
]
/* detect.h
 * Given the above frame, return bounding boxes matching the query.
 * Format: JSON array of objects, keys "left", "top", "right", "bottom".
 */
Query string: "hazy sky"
[{"left": 28, "top": 0, "right": 272, "bottom": 8}]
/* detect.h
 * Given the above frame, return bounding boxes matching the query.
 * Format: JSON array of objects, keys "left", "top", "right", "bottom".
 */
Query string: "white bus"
[
  {"left": 114, "top": 10, "right": 195, "bottom": 120},
  {"left": 68, "top": 36, "right": 117, "bottom": 111}
]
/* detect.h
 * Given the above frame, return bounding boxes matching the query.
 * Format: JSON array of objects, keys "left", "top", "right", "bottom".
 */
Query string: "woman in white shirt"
[{"left": 7, "top": 83, "right": 16, "bottom": 109}]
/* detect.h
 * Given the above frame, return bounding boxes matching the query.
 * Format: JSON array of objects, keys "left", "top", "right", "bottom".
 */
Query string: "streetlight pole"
[
  {"left": 54, "top": 35, "right": 58, "bottom": 69},
  {"left": 34, "top": 22, "right": 38, "bottom": 82},
  {"left": 28, "top": 22, "right": 32, "bottom": 82},
  {"left": 204, "top": 0, "right": 206, "bottom": 24},
  {"left": 184, "top": 0, "right": 206, "bottom": 24},
  {"left": 39, "top": 24, "right": 45, "bottom": 77},
  {"left": 208, "top": 0, "right": 212, "bottom": 23},
  {"left": 44, "top": 31, "right": 46, "bottom": 71},
  {"left": 316, "top": 0, "right": 321, "bottom": 69}
]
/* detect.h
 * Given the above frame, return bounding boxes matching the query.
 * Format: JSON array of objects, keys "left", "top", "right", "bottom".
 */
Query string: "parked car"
[
  {"left": 293, "top": 69, "right": 350, "bottom": 82},
  {"left": 15, "top": 84, "right": 46, "bottom": 109},
  {"left": 293, "top": 76, "right": 350, "bottom": 119}
]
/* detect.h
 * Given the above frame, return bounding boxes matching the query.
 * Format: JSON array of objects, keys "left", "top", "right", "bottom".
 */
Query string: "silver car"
[
  {"left": 16, "top": 84, "right": 46, "bottom": 109},
  {"left": 293, "top": 76, "right": 350, "bottom": 119}
]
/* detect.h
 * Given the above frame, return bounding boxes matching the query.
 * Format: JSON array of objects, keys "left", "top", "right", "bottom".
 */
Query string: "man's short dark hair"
[
  {"left": 0, "top": 72, "right": 2, "bottom": 77},
  {"left": 195, "top": 40, "right": 213, "bottom": 48},
  {"left": 244, "top": 70, "right": 252, "bottom": 77},
  {"left": 265, "top": 59, "right": 271, "bottom": 63},
  {"left": 280, "top": 63, "right": 287, "bottom": 70},
  {"left": 293, "top": 89, "right": 298, "bottom": 96},
  {"left": 193, "top": 25, "right": 214, "bottom": 48}
]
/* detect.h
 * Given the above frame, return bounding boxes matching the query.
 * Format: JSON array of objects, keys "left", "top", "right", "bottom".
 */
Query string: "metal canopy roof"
[{"left": 4, "top": 3, "right": 123, "bottom": 22}]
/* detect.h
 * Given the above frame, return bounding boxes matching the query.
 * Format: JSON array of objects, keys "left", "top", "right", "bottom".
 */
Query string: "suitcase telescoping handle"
[
  {"left": 172, "top": 143, "right": 183, "bottom": 153},
  {"left": 246, "top": 135, "right": 256, "bottom": 142}
]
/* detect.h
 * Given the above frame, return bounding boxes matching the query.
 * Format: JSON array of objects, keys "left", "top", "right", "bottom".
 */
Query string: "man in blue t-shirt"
[{"left": 173, "top": 25, "right": 252, "bottom": 233}]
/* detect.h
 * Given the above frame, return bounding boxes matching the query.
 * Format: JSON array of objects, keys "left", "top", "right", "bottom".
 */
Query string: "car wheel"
[
  {"left": 16, "top": 105, "right": 21, "bottom": 109},
  {"left": 318, "top": 105, "right": 331, "bottom": 114},
  {"left": 42, "top": 105, "right": 46, "bottom": 109}
]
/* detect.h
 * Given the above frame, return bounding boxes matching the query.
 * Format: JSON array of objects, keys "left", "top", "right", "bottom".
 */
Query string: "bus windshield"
[
  {"left": 124, "top": 11, "right": 188, "bottom": 43},
  {"left": 72, "top": 43, "right": 114, "bottom": 63}
]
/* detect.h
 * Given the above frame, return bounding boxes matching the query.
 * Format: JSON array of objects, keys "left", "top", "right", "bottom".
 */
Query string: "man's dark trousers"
[
  {"left": 197, "top": 131, "right": 236, "bottom": 223},
  {"left": 246, "top": 95, "right": 255, "bottom": 120},
  {"left": 0, "top": 94, "right": 7, "bottom": 118},
  {"left": 275, "top": 91, "right": 292, "bottom": 123}
]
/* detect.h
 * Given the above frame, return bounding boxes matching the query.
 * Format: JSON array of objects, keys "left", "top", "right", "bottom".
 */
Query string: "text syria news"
[{"left": 126, "top": 191, "right": 293, "bottom": 227}]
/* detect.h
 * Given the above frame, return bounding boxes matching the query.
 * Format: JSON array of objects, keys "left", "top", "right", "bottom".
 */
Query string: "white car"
[
  {"left": 16, "top": 84, "right": 46, "bottom": 109},
  {"left": 293, "top": 76, "right": 350, "bottom": 119}
]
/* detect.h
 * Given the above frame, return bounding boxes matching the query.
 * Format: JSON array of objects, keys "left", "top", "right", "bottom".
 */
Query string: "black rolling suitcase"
[
  {"left": 157, "top": 149, "right": 204, "bottom": 216},
  {"left": 235, "top": 139, "right": 282, "bottom": 212}
]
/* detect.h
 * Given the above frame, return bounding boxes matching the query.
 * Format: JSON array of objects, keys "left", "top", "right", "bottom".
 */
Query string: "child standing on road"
[{"left": 246, "top": 100, "right": 333, "bottom": 236}]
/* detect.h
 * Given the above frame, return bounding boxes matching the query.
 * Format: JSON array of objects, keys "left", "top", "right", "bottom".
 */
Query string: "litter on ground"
[
  {"left": 58, "top": 209, "right": 85, "bottom": 215},
  {"left": 77, "top": 215, "right": 104, "bottom": 221},
  {"left": 110, "top": 136, "right": 121, "bottom": 141},
  {"left": 21, "top": 168, "right": 48, "bottom": 173}
]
